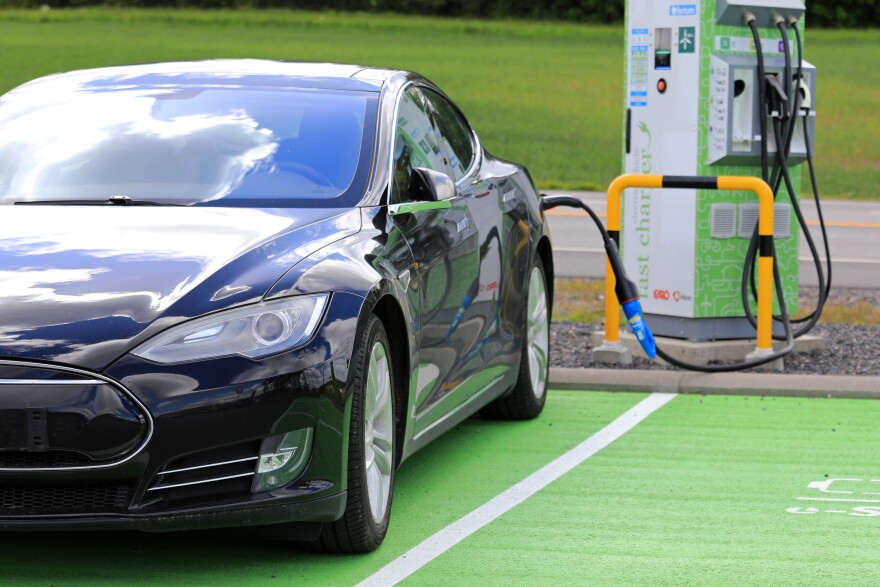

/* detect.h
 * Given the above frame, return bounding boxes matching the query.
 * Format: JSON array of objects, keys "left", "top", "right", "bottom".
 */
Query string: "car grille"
[
  {"left": 0, "top": 361, "right": 151, "bottom": 470},
  {"left": 146, "top": 441, "right": 261, "bottom": 507},
  {"left": 0, "top": 451, "right": 93, "bottom": 469},
  {"left": 0, "top": 483, "right": 132, "bottom": 515}
]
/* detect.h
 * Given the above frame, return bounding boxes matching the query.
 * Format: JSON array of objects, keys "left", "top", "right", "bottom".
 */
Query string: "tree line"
[{"left": 1, "top": 0, "right": 877, "bottom": 28}]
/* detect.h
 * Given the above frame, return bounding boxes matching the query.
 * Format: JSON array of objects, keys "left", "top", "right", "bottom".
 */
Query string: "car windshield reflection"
[{"left": 0, "top": 88, "right": 371, "bottom": 206}]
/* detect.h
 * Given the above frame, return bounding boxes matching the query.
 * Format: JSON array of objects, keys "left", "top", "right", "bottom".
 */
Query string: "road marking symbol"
[
  {"left": 552, "top": 246, "right": 605, "bottom": 254},
  {"left": 357, "top": 392, "right": 677, "bottom": 587},
  {"left": 545, "top": 208, "right": 880, "bottom": 229},
  {"left": 787, "top": 506, "right": 880, "bottom": 517},
  {"left": 809, "top": 220, "right": 880, "bottom": 229},
  {"left": 787, "top": 478, "right": 880, "bottom": 518},
  {"left": 802, "top": 257, "right": 880, "bottom": 265},
  {"left": 553, "top": 246, "right": 880, "bottom": 266},
  {"left": 797, "top": 497, "right": 880, "bottom": 504},
  {"left": 808, "top": 477, "right": 861, "bottom": 493},
  {"left": 553, "top": 245, "right": 880, "bottom": 265}
]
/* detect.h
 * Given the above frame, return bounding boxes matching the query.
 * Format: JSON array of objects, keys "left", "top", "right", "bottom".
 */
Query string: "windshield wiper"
[{"left": 14, "top": 195, "right": 183, "bottom": 206}]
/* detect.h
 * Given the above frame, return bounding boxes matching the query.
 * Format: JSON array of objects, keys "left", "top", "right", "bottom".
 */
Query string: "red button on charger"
[{"left": 657, "top": 79, "right": 667, "bottom": 93}]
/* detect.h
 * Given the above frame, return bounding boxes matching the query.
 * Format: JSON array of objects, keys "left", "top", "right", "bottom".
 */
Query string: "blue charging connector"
[
  {"left": 622, "top": 299, "right": 657, "bottom": 360},
  {"left": 540, "top": 193, "right": 658, "bottom": 362}
]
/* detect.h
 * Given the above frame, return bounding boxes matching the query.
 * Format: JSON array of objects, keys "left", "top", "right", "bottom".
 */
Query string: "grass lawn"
[
  {"left": 0, "top": 9, "right": 876, "bottom": 198},
  {"left": 553, "top": 278, "right": 880, "bottom": 326}
]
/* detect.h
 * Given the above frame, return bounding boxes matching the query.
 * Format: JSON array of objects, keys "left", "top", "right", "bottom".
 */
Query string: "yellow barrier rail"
[{"left": 603, "top": 174, "right": 775, "bottom": 354}]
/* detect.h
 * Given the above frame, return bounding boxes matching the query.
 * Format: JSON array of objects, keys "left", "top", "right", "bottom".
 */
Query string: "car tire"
[
  {"left": 481, "top": 256, "right": 550, "bottom": 420},
  {"left": 311, "top": 314, "right": 396, "bottom": 553}
]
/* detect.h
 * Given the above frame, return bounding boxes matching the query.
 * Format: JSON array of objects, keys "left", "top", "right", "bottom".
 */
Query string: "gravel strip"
[
  {"left": 551, "top": 322, "right": 880, "bottom": 376},
  {"left": 550, "top": 286, "right": 880, "bottom": 376}
]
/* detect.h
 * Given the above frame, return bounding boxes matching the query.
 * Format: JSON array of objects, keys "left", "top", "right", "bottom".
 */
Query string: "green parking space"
[
  {"left": 0, "top": 391, "right": 645, "bottom": 586},
  {"left": 405, "top": 394, "right": 880, "bottom": 586},
  {"left": 6, "top": 391, "right": 880, "bottom": 585}
]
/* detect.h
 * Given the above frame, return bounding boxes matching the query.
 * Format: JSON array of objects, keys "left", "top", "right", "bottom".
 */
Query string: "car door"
[
  {"left": 422, "top": 88, "right": 520, "bottom": 397},
  {"left": 387, "top": 86, "right": 481, "bottom": 438}
]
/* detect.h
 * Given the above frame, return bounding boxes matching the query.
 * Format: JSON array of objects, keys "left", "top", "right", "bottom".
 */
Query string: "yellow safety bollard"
[{"left": 603, "top": 174, "right": 775, "bottom": 355}]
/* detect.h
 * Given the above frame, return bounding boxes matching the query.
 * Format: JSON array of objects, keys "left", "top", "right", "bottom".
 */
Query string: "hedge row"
[{"left": 1, "top": 0, "right": 877, "bottom": 28}]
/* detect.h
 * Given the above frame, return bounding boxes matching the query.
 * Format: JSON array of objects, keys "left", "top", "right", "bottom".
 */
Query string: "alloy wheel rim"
[
  {"left": 364, "top": 340, "right": 394, "bottom": 524},
  {"left": 527, "top": 267, "right": 549, "bottom": 399}
]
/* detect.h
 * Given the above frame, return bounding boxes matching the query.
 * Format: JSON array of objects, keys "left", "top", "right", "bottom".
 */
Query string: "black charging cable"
[
  {"left": 747, "top": 17, "right": 770, "bottom": 183},
  {"left": 787, "top": 22, "right": 832, "bottom": 326},
  {"left": 742, "top": 17, "right": 831, "bottom": 339},
  {"left": 541, "top": 194, "right": 794, "bottom": 372}
]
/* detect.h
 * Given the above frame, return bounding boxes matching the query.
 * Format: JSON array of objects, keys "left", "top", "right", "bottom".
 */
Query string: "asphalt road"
[{"left": 545, "top": 191, "right": 880, "bottom": 289}]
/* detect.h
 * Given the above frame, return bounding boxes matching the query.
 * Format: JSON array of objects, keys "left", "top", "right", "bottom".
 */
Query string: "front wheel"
[
  {"left": 313, "top": 315, "right": 396, "bottom": 553},
  {"left": 482, "top": 256, "right": 550, "bottom": 420}
]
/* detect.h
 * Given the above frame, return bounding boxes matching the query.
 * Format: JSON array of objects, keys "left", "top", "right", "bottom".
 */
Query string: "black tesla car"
[{"left": 0, "top": 60, "right": 553, "bottom": 552}]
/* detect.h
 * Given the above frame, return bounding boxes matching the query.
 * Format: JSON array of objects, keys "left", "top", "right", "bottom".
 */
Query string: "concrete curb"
[{"left": 550, "top": 367, "right": 880, "bottom": 399}]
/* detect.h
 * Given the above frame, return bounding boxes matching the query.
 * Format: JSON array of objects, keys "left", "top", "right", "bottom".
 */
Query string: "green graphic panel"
[{"left": 694, "top": 0, "right": 800, "bottom": 317}]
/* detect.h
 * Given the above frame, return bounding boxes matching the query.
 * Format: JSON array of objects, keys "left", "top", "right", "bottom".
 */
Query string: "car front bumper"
[
  {"left": 0, "top": 491, "right": 346, "bottom": 534},
  {"left": 0, "top": 292, "right": 366, "bottom": 531}
]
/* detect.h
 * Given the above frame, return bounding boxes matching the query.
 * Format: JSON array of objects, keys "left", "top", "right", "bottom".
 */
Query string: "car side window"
[
  {"left": 422, "top": 89, "right": 476, "bottom": 182},
  {"left": 391, "top": 87, "right": 451, "bottom": 203}
]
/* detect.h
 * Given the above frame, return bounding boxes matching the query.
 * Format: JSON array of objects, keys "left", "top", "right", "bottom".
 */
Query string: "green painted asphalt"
[
  {"left": 0, "top": 391, "right": 645, "bottom": 586},
  {"left": 6, "top": 392, "right": 880, "bottom": 585},
  {"left": 405, "top": 394, "right": 880, "bottom": 586}
]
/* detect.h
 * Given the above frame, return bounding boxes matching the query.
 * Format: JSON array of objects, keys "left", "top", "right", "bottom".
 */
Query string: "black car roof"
[{"left": 9, "top": 60, "right": 397, "bottom": 94}]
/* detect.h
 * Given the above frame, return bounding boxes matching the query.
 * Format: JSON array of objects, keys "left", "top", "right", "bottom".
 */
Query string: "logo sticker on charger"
[
  {"left": 678, "top": 27, "right": 695, "bottom": 53},
  {"left": 669, "top": 4, "right": 696, "bottom": 16}
]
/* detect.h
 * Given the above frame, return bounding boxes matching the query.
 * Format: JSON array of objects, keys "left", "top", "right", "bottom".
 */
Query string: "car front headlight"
[{"left": 132, "top": 294, "right": 329, "bottom": 364}]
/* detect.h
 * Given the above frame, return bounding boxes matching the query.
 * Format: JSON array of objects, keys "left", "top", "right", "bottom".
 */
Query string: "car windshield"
[{"left": 0, "top": 87, "right": 375, "bottom": 206}]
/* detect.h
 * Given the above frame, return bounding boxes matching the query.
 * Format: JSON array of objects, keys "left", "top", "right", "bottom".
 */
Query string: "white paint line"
[
  {"left": 552, "top": 246, "right": 604, "bottom": 254},
  {"left": 797, "top": 497, "right": 880, "bottom": 504},
  {"left": 553, "top": 246, "right": 880, "bottom": 265},
  {"left": 357, "top": 392, "right": 677, "bottom": 587},
  {"left": 804, "top": 257, "right": 880, "bottom": 265}
]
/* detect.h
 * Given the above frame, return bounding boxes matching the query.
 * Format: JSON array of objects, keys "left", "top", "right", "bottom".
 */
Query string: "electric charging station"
[{"left": 621, "top": 0, "right": 817, "bottom": 341}]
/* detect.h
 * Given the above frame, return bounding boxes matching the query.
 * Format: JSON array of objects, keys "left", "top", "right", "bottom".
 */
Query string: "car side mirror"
[
  {"left": 409, "top": 167, "right": 455, "bottom": 202},
  {"left": 388, "top": 168, "right": 456, "bottom": 217}
]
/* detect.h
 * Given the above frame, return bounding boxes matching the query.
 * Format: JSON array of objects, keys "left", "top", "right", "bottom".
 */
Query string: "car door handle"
[
  {"left": 388, "top": 200, "right": 452, "bottom": 216},
  {"left": 464, "top": 182, "right": 494, "bottom": 199}
]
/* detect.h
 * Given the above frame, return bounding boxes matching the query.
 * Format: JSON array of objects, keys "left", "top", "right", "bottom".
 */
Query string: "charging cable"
[
  {"left": 541, "top": 194, "right": 794, "bottom": 372},
  {"left": 743, "top": 16, "right": 831, "bottom": 339}
]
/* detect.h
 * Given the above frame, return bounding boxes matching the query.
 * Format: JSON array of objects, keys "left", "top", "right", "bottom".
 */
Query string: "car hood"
[{"left": 0, "top": 205, "right": 361, "bottom": 370}]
